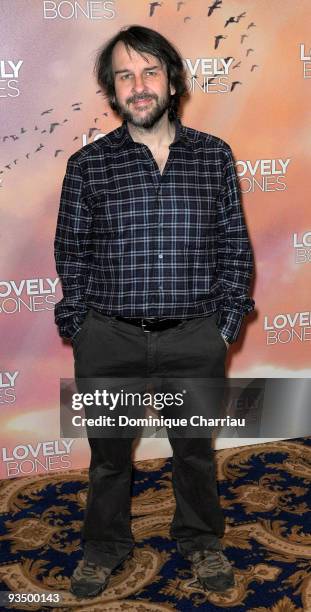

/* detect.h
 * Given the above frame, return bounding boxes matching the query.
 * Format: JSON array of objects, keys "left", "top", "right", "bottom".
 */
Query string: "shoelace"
[
  {"left": 80, "top": 562, "right": 97, "bottom": 575},
  {"left": 79, "top": 562, "right": 110, "bottom": 577},
  {"left": 191, "top": 550, "right": 228, "bottom": 571}
]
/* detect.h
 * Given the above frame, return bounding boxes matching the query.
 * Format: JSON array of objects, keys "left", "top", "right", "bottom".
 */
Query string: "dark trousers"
[{"left": 73, "top": 309, "right": 227, "bottom": 567}]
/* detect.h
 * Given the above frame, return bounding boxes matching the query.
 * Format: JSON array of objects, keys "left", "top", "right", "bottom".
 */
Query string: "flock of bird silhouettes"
[{"left": 1, "top": 0, "right": 258, "bottom": 184}]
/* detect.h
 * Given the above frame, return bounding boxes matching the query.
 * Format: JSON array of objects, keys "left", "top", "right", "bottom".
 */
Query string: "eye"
[
  {"left": 120, "top": 73, "right": 132, "bottom": 80},
  {"left": 145, "top": 70, "right": 157, "bottom": 77}
]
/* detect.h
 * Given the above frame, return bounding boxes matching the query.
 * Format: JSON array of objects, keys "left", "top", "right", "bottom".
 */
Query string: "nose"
[{"left": 132, "top": 74, "right": 147, "bottom": 93}]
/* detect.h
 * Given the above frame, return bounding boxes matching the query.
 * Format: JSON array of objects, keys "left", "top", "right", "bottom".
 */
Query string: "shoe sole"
[
  {"left": 70, "top": 580, "right": 107, "bottom": 600},
  {"left": 198, "top": 576, "right": 235, "bottom": 592},
  {"left": 70, "top": 551, "right": 132, "bottom": 599}
]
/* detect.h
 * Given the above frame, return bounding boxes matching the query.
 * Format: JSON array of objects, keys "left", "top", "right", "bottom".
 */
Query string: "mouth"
[{"left": 132, "top": 97, "right": 153, "bottom": 107}]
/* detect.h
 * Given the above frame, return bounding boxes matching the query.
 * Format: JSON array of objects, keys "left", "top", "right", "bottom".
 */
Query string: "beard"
[{"left": 113, "top": 88, "right": 171, "bottom": 129}]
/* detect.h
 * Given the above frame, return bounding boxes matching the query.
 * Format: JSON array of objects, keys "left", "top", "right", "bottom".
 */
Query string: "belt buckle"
[{"left": 142, "top": 317, "right": 157, "bottom": 333}]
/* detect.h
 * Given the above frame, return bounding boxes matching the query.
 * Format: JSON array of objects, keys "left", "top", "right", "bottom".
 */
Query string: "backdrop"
[{"left": 1, "top": 0, "right": 310, "bottom": 479}]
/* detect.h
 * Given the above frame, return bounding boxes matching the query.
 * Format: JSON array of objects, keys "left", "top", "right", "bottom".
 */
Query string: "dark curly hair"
[{"left": 93, "top": 25, "right": 188, "bottom": 120}]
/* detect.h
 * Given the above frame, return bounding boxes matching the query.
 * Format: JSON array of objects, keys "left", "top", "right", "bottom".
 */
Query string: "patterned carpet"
[{"left": 0, "top": 438, "right": 310, "bottom": 611}]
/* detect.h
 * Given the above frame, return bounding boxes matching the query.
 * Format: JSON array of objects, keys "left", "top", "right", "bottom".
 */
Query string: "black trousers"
[{"left": 73, "top": 309, "right": 227, "bottom": 567}]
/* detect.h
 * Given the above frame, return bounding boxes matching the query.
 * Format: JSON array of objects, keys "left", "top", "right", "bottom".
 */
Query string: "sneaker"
[
  {"left": 70, "top": 559, "right": 112, "bottom": 599},
  {"left": 187, "top": 549, "right": 234, "bottom": 592}
]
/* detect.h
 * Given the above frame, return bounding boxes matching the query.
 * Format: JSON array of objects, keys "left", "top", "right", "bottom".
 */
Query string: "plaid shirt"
[{"left": 54, "top": 118, "right": 254, "bottom": 343}]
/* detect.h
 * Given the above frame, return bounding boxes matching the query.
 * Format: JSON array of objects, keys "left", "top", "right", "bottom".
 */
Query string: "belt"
[{"left": 114, "top": 316, "right": 195, "bottom": 332}]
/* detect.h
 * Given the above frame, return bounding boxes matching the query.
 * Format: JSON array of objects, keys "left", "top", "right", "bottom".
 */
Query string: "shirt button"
[{"left": 158, "top": 254, "right": 163, "bottom": 259}]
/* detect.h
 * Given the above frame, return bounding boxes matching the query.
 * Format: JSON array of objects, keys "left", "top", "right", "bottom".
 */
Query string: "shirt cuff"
[
  {"left": 56, "top": 317, "right": 84, "bottom": 341},
  {"left": 216, "top": 310, "right": 244, "bottom": 344}
]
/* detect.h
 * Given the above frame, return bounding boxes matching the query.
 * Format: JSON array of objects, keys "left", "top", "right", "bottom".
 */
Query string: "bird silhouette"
[
  {"left": 241, "top": 34, "right": 248, "bottom": 44},
  {"left": 237, "top": 12, "right": 246, "bottom": 21},
  {"left": 232, "top": 61, "right": 241, "bottom": 69},
  {"left": 215, "top": 35, "right": 227, "bottom": 49},
  {"left": 250, "top": 64, "right": 259, "bottom": 71},
  {"left": 246, "top": 48, "right": 254, "bottom": 57},
  {"left": 49, "top": 122, "right": 61, "bottom": 133},
  {"left": 54, "top": 149, "right": 64, "bottom": 157},
  {"left": 149, "top": 2, "right": 162, "bottom": 17},
  {"left": 177, "top": 1, "right": 185, "bottom": 10},
  {"left": 224, "top": 16, "right": 239, "bottom": 27},
  {"left": 35, "top": 144, "right": 44, "bottom": 152},
  {"left": 184, "top": 16, "right": 191, "bottom": 22},
  {"left": 207, "top": 0, "right": 222, "bottom": 17},
  {"left": 231, "top": 81, "right": 242, "bottom": 91},
  {"left": 247, "top": 22, "right": 256, "bottom": 29},
  {"left": 41, "top": 108, "right": 53, "bottom": 115},
  {"left": 88, "top": 127, "right": 100, "bottom": 138}
]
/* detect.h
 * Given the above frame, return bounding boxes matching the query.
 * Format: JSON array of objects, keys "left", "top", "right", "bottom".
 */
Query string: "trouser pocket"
[{"left": 72, "top": 310, "right": 91, "bottom": 351}]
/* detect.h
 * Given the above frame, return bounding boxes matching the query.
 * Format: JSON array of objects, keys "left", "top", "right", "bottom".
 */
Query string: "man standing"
[{"left": 54, "top": 25, "right": 254, "bottom": 599}]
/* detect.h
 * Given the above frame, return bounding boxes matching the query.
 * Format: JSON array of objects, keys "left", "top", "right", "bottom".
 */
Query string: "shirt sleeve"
[
  {"left": 216, "top": 142, "right": 255, "bottom": 343},
  {"left": 54, "top": 156, "right": 92, "bottom": 339}
]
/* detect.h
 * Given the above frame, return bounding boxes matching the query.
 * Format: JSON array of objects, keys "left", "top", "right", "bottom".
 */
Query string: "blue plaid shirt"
[{"left": 54, "top": 117, "right": 254, "bottom": 343}]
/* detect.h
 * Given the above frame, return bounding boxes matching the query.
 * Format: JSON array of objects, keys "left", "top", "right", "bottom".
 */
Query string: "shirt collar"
[{"left": 116, "top": 116, "right": 194, "bottom": 150}]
